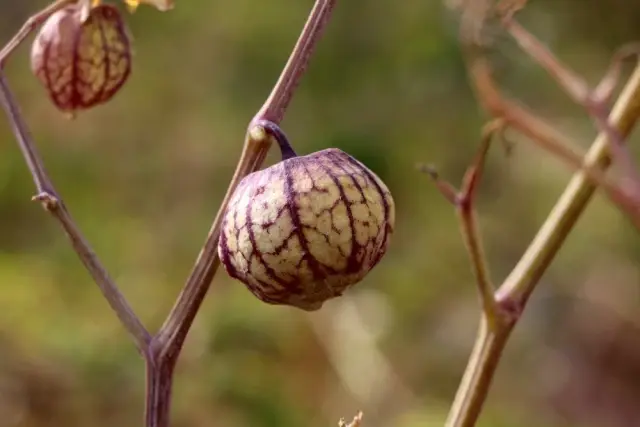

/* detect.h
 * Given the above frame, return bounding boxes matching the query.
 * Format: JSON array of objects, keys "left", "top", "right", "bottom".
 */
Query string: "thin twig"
[
  {"left": 594, "top": 43, "right": 640, "bottom": 103},
  {"left": 256, "top": 0, "right": 336, "bottom": 123},
  {"left": 0, "top": 0, "right": 77, "bottom": 67},
  {"left": 0, "top": 70, "right": 151, "bottom": 352},
  {"left": 444, "top": 61, "right": 640, "bottom": 427},
  {"left": 499, "top": 63, "right": 640, "bottom": 302},
  {"left": 503, "top": 19, "right": 640, "bottom": 205},
  {"left": 153, "top": 128, "right": 269, "bottom": 350},
  {"left": 468, "top": 55, "right": 640, "bottom": 229},
  {"left": 456, "top": 121, "right": 502, "bottom": 324},
  {"left": 420, "top": 121, "right": 504, "bottom": 326}
]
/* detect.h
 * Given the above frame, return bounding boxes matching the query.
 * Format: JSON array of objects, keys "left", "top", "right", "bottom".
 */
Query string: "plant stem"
[
  {"left": 504, "top": 20, "right": 640, "bottom": 204},
  {"left": 444, "top": 63, "right": 640, "bottom": 427},
  {"left": 144, "top": 354, "right": 174, "bottom": 427},
  {"left": 444, "top": 317, "right": 512, "bottom": 427},
  {"left": 456, "top": 122, "right": 503, "bottom": 325},
  {"left": 0, "top": 70, "right": 151, "bottom": 353},
  {"left": 469, "top": 53, "right": 640, "bottom": 229},
  {"left": 257, "top": 0, "right": 336, "bottom": 123},
  {"left": 499, "top": 62, "right": 640, "bottom": 302},
  {"left": 156, "top": 0, "right": 337, "bottom": 350},
  {"left": 0, "top": 0, "right": 76, "bottom": 67},
  {"left": 145, "top": 1, "right": 337, "bottom": 425}
]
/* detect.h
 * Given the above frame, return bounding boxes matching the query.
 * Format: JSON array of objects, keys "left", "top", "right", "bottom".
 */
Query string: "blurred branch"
[
  {"left": 434, "top": 2, "right": 640, "bottom": 427},
  {"left": 503, "top": 18, "right": 640, "bottom": 217},
  {"left": 0, "top": 71, "right": 152, "bottom": 352},
  {"left": 442, "top": 62, "right": 640, "bottom": 427},
  {"left": 420, "top": 120, "right": 504, "bottom": 327},
  {"left": 421, "top": 121, "right": 517, "bottom": 427},
  {"left": 308, "top": 297, "right": 419, "bottom": 413},
  {"left": 467, "top": 54, "right": 640, "bottom": 229}
]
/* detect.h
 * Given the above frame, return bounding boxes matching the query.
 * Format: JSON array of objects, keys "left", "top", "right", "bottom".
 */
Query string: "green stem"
[
  {"left": 444, "top": 317, "right": 512, "bottom": 427},
  {"left": 445, "top": 63, "right": 640, "bottom": 427},
  {"left": 498, "top": 65, "right": 640, "bottom": 303}
]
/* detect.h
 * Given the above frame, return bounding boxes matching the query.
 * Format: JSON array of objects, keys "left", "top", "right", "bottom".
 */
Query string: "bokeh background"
[{"left": 1, "top": 1, "right": 639, "bottom": 426}]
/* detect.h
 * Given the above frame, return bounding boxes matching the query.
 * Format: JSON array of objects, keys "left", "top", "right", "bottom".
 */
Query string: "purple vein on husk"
[
  {"left": 245, "top": 184, "right": 289, "bottom": 291},
  {"left": 341, "top": 153, "right": 392, "bottom": 265},
  {"left": 282, "top": 158, "right": 324, "bottom": 286},
  {"left": 315, "top": 157, "right": 361, "bottom": 274}
]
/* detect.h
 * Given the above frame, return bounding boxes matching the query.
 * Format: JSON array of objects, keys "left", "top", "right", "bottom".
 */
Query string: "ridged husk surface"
[
  {"left": 219, "top": 148, "right": 395, "bottom": 311},
  {"left": 30, "top": 4, "right": 132, "bottom": 113}
]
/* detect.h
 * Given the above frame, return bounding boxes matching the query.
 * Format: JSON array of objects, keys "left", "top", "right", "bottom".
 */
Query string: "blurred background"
[{"left": 1, "top": 1, "right": 639, "bottom": 426}]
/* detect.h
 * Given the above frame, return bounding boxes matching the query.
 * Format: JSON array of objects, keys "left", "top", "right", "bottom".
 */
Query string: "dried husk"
[
  {"left": 30, "top": 4, "right": 132, "bottom": 113},
  {"left": 219, "top": 145, "right": 395, "bottom": 311}
]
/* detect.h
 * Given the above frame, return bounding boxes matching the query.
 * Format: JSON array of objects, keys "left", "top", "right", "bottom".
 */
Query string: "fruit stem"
[{"left": 256, "top": 119, "right": 299, "bottom": 160}]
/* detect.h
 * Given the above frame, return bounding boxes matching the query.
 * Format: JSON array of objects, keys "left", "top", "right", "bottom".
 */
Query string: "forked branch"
[
  {"left": 436, "top": 3, "right": 640, "bottom": 427},
  {"left": 466, "top": 53, "right": 640, "bottom": 229},
  {"left": 502, "top": 17, "right": 640, "bottom": 215},
  {"left": 420, "top": 120, "right": 509, "bottom": 327},
  {"left": 436, "top": 62, "right": 640, "bottom": 427}
]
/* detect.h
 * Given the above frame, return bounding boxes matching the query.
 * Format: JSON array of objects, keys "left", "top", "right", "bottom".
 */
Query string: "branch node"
[
  {"left": 32, "top": 191, "right": 60, "bottom": 211},
  {"left": 495, "top": 295, "right": 522, "bottom": 325},
  {"left": 420, "top": 125, "right": 501, "bottom": 325},
  {"left": 418, "top": 163, "right": 460, "bottom": 205}
]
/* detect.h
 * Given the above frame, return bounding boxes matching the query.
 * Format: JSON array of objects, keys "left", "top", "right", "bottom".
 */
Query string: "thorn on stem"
[
  {"left": 32, "top": 191, "right": 59, "bottom": 211},
  {"left": 417, "top": 163, "right": 460, "bottom": 206}
]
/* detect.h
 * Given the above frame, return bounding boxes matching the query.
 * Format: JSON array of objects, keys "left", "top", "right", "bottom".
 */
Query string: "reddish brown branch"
[
  {"left": 467, "top": 55, "right": 640, "bottom": 229},
  {"left": 421, "top": 120, "right": 514, "bottom": 328},
  {"left": 503, "top": 19, "right": 640, "bottom": 211}
]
